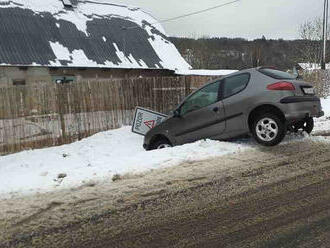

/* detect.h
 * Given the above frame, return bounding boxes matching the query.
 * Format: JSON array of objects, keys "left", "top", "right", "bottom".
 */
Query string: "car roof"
[
  {"left": 177, "top": 67, "right": 259, "bottom": 108},
  {"left": 227, "top": 67, "right": 257, "bottom": 76},
  {"left": 197, "top": 66, "right": 288, "bottom": 90},
  {"left": 204, "top": 67, "right": 257, "bottom": 85}
]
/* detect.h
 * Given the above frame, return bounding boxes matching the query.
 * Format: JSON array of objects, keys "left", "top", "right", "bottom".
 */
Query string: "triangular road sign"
[{"left": 144, "top": 120, "right": 156, "bottom": 129}]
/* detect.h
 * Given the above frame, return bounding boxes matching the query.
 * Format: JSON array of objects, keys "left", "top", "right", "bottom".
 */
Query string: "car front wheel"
[
  {"left": 151, "top": 139, "right": 172, "bottom": 150},
  {"left": 252, "top": 113, "right": 286, "bottom": 146}
]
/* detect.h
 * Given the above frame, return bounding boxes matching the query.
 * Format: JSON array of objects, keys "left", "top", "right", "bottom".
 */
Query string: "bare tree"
[
  {"left": 299, "top": 17, "right": 323, "bottom": 40},
  {"left": 297, "top": 17, "right": 325, "bottom": 66}
]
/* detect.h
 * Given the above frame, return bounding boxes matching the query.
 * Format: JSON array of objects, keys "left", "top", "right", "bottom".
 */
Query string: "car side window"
[
  {"left": 223, "top": 73, "right": 250, "bottom": 99},
  {"left": 180, "top": 81, "right": 220, "bottom": 115}
]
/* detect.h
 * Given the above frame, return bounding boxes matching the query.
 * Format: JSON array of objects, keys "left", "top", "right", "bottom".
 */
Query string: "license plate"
[{"left": 302, "top": 87, "right": 315, "bottom": 95}]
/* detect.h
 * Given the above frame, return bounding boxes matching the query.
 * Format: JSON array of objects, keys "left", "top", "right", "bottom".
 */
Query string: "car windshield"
[{"left": 259, "top": 68, "right": 297, "bottom": 80}]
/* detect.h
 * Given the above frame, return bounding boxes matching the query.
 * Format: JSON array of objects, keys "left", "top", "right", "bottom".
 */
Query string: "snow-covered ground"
[
  {"left": 315, "top": 98, "right": 330, "bottom": 132},
  {"left": 0, "top": 129, "right": 250, "bottom": 199},
  {"left": 0, "top": 99, "right": 329, "bottom": 199}
]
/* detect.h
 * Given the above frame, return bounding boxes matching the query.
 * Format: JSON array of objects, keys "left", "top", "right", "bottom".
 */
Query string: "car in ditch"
[{"left": 143, "top": 67, "right": 324, "bottom": 150}]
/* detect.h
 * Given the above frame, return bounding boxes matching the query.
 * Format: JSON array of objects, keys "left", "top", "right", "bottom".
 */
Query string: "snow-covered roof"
[
  {"left": 0, "top": 0, "right": 191, "bottom": 70},
  {"left": 175, "top": 69, "right": 238, "bottom": 76}
]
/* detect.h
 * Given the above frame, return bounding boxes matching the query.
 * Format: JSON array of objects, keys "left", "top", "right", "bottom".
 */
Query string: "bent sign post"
[{"left": 132, "top": 107, "right": 167, "bottom": 136}]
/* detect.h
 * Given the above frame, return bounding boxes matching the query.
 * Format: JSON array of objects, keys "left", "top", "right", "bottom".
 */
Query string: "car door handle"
[{"left": 213, "top": 107, "right": 219, "bottom": 112}]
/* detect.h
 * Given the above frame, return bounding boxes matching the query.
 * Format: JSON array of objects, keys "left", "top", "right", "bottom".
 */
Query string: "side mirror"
[
  {"left": 293, "top": 66, "right": 302, "bottom": 80},
  {"left": 172, "top": 109, "right": 180, "bottom": 117}
]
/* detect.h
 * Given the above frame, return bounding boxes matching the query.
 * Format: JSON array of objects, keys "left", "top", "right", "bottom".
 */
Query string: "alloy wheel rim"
[
  {"left": 256, "top": 117, "right": 278, "bottom": 142},
  {"left": 157, "top": 144, "right": 171, "bottom": 149}
]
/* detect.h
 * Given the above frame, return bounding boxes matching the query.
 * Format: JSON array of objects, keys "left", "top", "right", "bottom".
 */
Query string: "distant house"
[
  {"left": 298, "top": 63, "right": 330, "bottom": 71},
  {"left": 0, "top": 0, "right": 191, "bottom": 86}
]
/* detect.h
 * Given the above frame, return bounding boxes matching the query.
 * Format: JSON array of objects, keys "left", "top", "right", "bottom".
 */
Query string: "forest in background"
[{"left": 170, "top": 37, "right": 328, "bottom": 70}]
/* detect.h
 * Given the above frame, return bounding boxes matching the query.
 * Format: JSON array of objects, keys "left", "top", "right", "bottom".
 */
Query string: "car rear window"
[
  {"left": 223, "top": 73, "right": 250, "bottom": 98},
  {"left": 259, "top": 68, "right": 297, "bottom": 80}
]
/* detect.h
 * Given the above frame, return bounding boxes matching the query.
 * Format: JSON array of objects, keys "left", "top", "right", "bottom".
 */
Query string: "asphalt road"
[{"left": 1, "top": 138, "right": 330, "bottom": 248}]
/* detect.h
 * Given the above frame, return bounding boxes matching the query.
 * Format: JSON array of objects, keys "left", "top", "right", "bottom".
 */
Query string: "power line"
[
  {"left": 123, "top": 0, "right": 240, "bottom": 30},
  {"left": 159, "top": 0, "right": 239, "bottom": 24}
]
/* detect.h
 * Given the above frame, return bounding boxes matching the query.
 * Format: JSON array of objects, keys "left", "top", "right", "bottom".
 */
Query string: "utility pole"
[{"left": 322, "top": 0, "right": 329, "bottom": 69}]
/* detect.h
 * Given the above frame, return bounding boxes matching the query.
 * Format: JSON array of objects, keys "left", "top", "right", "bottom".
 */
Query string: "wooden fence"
[{"left": 0, "top": 76, "right": 212, "bottom": 155}]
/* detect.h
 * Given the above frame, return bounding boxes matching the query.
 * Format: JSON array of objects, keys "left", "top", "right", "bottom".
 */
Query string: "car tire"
[
  {"left": 293, "top": 117, "right": 314, "bottom": 134},
  {"left": 303, "top": 117, "right": 314, "bottom": 134},
  {"left": 151, "top": 139, "right": 172, "bottom": 150},
  {"left": 252, "top": 113, "right": 286, "bottom": 146}
]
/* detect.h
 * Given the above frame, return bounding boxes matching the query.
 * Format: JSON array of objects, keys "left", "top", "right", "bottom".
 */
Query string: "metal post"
[{"left": 322, "top": 0, "right": 329, "bottom": 70}]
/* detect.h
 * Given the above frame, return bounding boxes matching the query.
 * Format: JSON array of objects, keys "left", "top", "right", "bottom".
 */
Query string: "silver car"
[{"left": 143, "top": 67, "right": 324, "bottom": 150}]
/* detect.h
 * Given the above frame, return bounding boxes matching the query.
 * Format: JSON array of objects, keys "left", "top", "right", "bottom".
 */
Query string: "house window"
[
  {"left": 53, "top": 76, "right": 76, "bottom": 84},
  {"left": 13, "top": 79, "right": 26, "bottom": 86}
]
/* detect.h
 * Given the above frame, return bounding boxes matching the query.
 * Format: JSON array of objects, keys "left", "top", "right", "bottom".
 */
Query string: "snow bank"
[
  {"left": 0, "top": 127, "right": 250, "bottom": 198},
  {"left": 322, "top": 98, "right": 330, "bottom": 116},
  {"left": 314, "top": 98, "right": 330, "bottom": 132}
]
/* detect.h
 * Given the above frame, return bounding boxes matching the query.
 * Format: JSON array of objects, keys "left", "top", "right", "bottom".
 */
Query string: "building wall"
[
  {"left": 0, "top": 67, "right": 51, "bottom": 87},
  {"left": 0, "top": 66, "right": 175, "bottom": 87}
]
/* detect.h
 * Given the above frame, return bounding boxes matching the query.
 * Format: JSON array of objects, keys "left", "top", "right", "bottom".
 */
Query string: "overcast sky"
[{"left": 112, "top": 0, "right": 325, "bottom": 40}]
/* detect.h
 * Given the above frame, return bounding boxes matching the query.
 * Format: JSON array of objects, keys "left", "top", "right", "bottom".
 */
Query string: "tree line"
[
  {"left": 170, "top": 37, "right": 327, "bottom": 71},
  {"left": 170, "top": 17, "right": 330, "bottom": 71}
]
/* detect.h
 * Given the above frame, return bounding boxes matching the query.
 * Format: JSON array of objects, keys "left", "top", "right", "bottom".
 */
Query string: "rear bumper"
[
  {"left": 280, "top": 96, "right": 320, "bottom": 104},
  {"left": 280, "top": 96, "right": 324, "bottom": 121}
]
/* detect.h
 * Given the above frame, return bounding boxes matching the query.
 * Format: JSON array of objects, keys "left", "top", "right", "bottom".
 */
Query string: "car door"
[
  {"left": 221, "top": 73, "right": 251, "bottom": 137},
  {"left": 173, "top": 80, "right": 226, "bottom": 145}
]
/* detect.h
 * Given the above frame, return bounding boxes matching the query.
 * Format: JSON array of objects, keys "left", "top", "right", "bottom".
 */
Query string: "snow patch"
[
  {"left": 49, "top": 41, "right": 71, "bottom": 61},
  {"left": 49, "top": 41, "right": 99, "bottom": 67},
  {"left": 314, "top": 98, "right": 330, "bottom": 132},
  {"left": 144, "top": 25, "right": 191, "bottom": 70},
  {"left": 112, "top": 43, "right": 148, "bottom": 68},
  {"left": 0, "top": 127, "right": 250, "bottom": 198},
  {"left": 176, "top": 69, "right": 238, "bottom": 76}
]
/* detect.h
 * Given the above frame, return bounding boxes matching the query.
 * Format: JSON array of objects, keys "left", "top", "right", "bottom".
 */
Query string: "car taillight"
[{"left": 267, "top": 81, "right": 295, "bottom": 91}]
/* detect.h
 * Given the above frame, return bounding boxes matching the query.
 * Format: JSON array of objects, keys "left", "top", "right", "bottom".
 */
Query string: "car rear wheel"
[
  {"left": 252, "top": 113, "right": 286, "bottom": 146},
  {"left": 291, "top": 117, "right": 314, "bottom": 134},
  {"left": 151, "top": 139, "right": 172, "bottom": 150}
]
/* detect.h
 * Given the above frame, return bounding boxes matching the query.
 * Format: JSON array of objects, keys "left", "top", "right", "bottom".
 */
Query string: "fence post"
[{"left": 56, "top": 84, "right": 66, "bottom": 143}]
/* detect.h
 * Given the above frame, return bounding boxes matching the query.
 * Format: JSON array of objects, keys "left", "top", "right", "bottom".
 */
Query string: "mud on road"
[{"left": 1, "top": 138, "right": 330, "bottom": 247}]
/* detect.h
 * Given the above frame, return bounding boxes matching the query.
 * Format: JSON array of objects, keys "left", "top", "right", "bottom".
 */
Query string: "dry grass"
[{"left": 302, "top": 70, "right": 330, "bottom": 98}]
